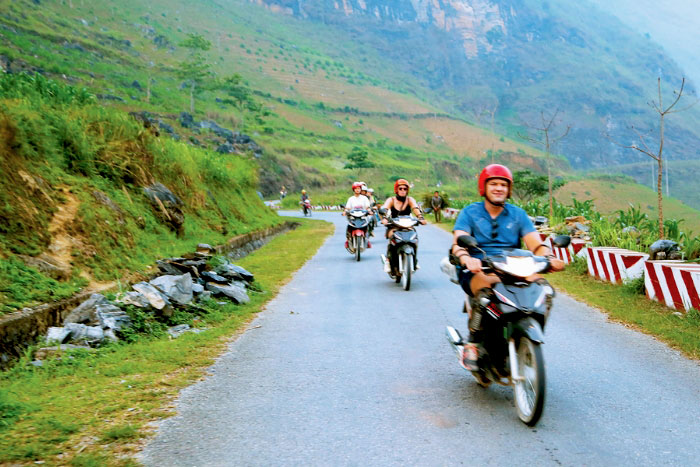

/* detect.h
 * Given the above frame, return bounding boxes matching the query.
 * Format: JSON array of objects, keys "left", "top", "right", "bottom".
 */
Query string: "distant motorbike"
[
  {"left": 443, "top": 234, "right": 570, "bottom": 426},
  {"left": 345, "top": 209, "right": 370, "bottom": 261},
  {"left": 301, "top": 199, "right": 312, "bottom": 217},
  {"left": 379, "top": 210, "right": 420, "bottom": 291}
]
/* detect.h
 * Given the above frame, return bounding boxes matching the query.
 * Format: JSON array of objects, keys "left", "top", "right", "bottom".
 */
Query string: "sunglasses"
[
  {"left": 397, "top": 187, "right": 408, "bottom": 191},
  {"left": 491, "top": 219, "right": 498, "bottom": 239}
]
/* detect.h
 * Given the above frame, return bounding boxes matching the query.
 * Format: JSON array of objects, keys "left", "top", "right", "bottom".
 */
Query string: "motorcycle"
[
  {"left": 443, "top": 234, "right": 570, "bottom": 426},
  {"left": 345, "top": 209, "right": 370, "bottom": 261},
  {"left": 379, "top": 210, "right": 420, "bottom": 291},
  {"left": 301, "top": 199, "right": 312, "bottom": 217}
]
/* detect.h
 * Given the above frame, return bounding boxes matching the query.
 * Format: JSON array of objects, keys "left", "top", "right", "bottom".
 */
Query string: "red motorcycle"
[
  {"left": 301, "top": 199, "right": 312, "bottom": 217},
  {"left": 345, "top": 209, "right": 370, "bottom": 261}
]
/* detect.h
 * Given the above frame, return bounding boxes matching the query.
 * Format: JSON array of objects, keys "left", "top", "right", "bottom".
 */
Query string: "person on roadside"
[
  {"left": 450, "top": 164, "right": 564, "bottom": 368},
  {"left": 431, "top": 190, "right": 444, "bottom": 223},
  {"left": 343, "top": 182, "right": 372, "bottom": 249},
  {"left": 380, "top": 179, "right": 426, "bottom": 272}
]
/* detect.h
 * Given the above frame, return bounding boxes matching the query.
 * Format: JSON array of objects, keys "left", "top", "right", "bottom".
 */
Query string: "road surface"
[{"left": 141, "top": 210, "right": 700, "bottom": 466}]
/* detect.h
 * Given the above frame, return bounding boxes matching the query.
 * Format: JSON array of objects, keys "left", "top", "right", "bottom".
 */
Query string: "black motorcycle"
[
  {"left": 379, "top": 211, "right": 420, "bottom": 291},
  {"left": 444, "top": 234, "right": 570, "bottom": 426},
  {"left": 345, "top": 208, "right": 370, "bottom": 261}
]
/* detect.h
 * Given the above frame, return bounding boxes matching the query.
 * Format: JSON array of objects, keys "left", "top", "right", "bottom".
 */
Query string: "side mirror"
[
  {"left": 552, "top": 235, "right": 571, "bottom": 248},
  {"left": 378, "top": 208, "right": 387, "bottom": 216},
  {"left": 457, "top": 235, "right": 478, "bottom": 249}
]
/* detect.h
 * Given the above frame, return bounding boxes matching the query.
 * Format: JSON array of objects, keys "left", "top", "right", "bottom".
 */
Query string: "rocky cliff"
[{"left": 253, "top": 0, "right": 507, "bottom": 57}]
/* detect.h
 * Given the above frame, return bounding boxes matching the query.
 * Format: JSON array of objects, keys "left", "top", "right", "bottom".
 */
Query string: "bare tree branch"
[{"left": 518, "top": 108, "right": 570, "bottom": 219}]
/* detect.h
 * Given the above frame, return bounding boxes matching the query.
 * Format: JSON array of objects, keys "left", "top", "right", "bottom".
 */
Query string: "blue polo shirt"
[{"left": 453, "top": 201, "right": 535, "bottom": 258}]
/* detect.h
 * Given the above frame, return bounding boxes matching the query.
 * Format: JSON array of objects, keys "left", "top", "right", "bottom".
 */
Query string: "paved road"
[{"left": 141, "top": 211, "right": 700, "bottom": 466}]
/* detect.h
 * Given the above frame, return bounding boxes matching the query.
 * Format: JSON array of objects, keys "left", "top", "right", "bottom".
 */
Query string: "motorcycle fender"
[
  {"left": 400, "top": 245, "right": 415, "bottom": 255},
  {"left": 352, "top": 229, "right": 365, "bottom": 237},
  {"left": 514, "top": 317, "right": 545, "bottom": 344}
]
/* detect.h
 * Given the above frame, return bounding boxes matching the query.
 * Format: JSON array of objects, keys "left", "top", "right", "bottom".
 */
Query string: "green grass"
[
  {"left": 0, "top": 218, "right": 333, "bottom": 465},
  {"left": 0, "top": 73, "right": 281, "bottom": 311},
  {"left": 548, "top": 259, "right": 700, "bottom": 360}
]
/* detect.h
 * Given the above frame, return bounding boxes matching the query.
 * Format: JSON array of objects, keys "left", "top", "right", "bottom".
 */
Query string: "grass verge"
[
  {"left": 547, "top": 262, "right": 700, "bottom": 361},
  {"left": 0, "top": 218, "right": 333, "bottom": 465}
]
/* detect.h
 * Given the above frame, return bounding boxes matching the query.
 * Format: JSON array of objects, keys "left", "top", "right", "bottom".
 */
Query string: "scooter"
[
  {"left": 345, "top": 209, "right": 370, "bottom": 261},
  {"left": 379, "top": 210, "right": 420, "bottom": 291},
  {"left": 301, "top": 199, "right": 312, "bottom": 217},
  {"left": 443, "top": 234, "right": 570, "bottom": 426}
]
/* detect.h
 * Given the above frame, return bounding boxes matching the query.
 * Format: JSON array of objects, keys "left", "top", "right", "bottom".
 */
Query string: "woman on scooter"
[
  {"left": 343, "top": 181, "right": 372, "bottom": 249},
  {"left": 380, "top": 179, "right": 426, "bottom": 272}
]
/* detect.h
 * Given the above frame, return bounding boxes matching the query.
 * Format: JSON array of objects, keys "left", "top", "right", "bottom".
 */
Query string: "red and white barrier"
[
  {"left": 551, "top": 238, "right": 588, "bottom": 264},
  {"left": 644, "top": 261, "right": 700, "bottom": 311},
  {"left": 443, "top": 207, "right": 460, "bottom": 219},
  {"left": 538, "top": 232, "right": 552, "bottom": 248},
  {"left": 586, "top": 247, "right": 649, "bottom": 284}
]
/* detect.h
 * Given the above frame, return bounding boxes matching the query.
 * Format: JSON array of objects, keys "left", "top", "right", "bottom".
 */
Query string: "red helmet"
[
  {"left": 394, "top": 178, "right": 410, "bottom": 194},
  {"left": 478, "top": 164, "right": 513, "bottom": 197},
  {"left": 352, "top": 182, "right": 363, "bottom": 190}
]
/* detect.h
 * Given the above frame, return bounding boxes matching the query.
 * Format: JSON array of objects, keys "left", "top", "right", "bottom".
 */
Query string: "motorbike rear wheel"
[
  {"left": 354, "top": 237, "right": 361, "bottom": 262},
  {"left": 401, "top": 253, "right": 412, "bottom": 290},
  {"left": 513, "top": 337, "right": 546, "bottom": 426}
]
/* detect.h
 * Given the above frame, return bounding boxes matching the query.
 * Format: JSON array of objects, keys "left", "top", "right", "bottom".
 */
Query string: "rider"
[
  {"left": 360, "top": 184, "right": 377, "bottom": 237},
  {"left": 380, "top": 179, "right": 426, "bottom": 273},
  {"left": 300, "top": 189, "right": 311, "bottom": 214},
  {"left": 451, "top": 164, "right": 564, "bottom": 366},
  {"left": 343, "top": 181, "right": 372, "bottom": 249}
]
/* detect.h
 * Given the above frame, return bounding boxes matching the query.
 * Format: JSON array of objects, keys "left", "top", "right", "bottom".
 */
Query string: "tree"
[
  {"left": 344, "top": 146, "right": 375, "bottom": 177},
  {"left": 518, "top": 109, "right": 570, "bottom": 219},
  {"left": 176, "top": 33, "right": 212, "bottom": 113},
  {"left": 613, "top": 77, "right": 696, "bottom": 239},
  {"left": 218, "top": 74, "right": 260, "bottom": 125},
  {"left": 511, "top": 169, "right": 565, "bottom": 202}
]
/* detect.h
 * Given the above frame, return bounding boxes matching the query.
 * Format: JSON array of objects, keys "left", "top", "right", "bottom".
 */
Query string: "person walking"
[{"left": 431, "top": 190, "right": 444, "bottom": 223}]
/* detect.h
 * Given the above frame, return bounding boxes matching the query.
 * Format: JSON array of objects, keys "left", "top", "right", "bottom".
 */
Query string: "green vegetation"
[
  {"left": 0, "top": 219, "right": 333, "bottom": 465},
  {"left": 548, "top": 260, "right": 700, "bottom": 361},
  {"left": 0, "top": 73, "right": 279, "bottom": 312}
]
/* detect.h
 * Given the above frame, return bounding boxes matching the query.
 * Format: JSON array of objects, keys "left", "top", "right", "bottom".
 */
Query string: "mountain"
[
  {"left": 254, "top": 0, "right": 700, "bottom": 171},
  {"left": 1, "top": 0, "right": 700, "bottom": 213},
  {"left": 585, "top": 0, "right": 700, "bottom": 88}
]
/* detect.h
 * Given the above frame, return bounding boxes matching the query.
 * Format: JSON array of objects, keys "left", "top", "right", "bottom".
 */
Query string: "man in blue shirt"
[{"left": 451, "top": 164, "right": 564, "bottom": 359}]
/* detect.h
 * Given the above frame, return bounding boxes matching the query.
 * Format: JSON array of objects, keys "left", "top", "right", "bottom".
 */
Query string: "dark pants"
[{"left": 433, "top": 208, "right": 442, "bottom": 223}]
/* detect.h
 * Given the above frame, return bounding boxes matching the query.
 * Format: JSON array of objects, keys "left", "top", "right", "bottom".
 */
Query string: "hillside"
[
  {"left": 1, "top": 0, "right": 699, "bottom": 222},
  {"left": 0, "top": 73, "right": 279, "bottom": 312},
  {"left": 252, "top": 0, "right": 700, "bottom": 172},
  {"left": 555, "top": 176, "right": 700, "bottom": 233}
]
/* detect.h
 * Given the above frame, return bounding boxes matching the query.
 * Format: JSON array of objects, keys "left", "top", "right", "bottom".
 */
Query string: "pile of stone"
[
  {"left": 36, "top": 244, "right": 255, "bottom": 360},
  {"left": 560, "top": 216, "right": 592, "bottom": 241},
  {"left": 536, "top": 215, "right": 592, "bottom": 241}
]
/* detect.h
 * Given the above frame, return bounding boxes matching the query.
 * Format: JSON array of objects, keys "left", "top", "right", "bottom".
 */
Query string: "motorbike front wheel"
[
  {"left": 355, "top": 237, "right": 361, "bottom": 262},
  {"left": 401, "top": 253, "right": 412, "bottom": 291},
  {"left": 513, "top": 337, "right": 546, "bottom": 426}
]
